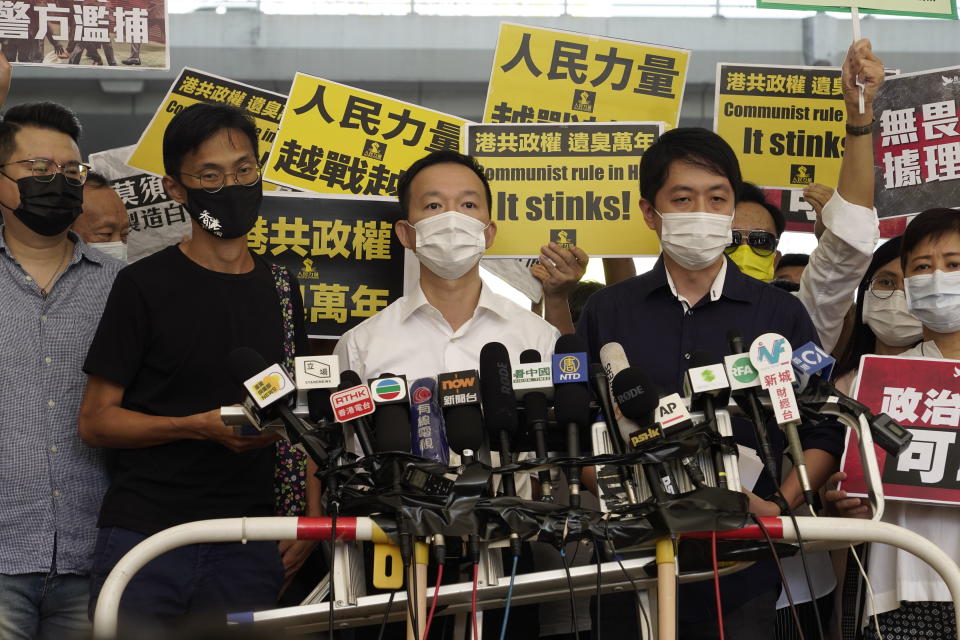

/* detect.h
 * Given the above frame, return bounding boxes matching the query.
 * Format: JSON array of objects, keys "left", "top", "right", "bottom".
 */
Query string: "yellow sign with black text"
[
  {"left": 264, "top": 73, "right": 467, "bottom": 197},
  {"left": 714, "top": 63, "right": 847, "bottom": 189},
  {"left": 483, "top": 23, "right": 690, "bottom": 128},
  {"left": 127, "top": 68, "right": 287, "bottom": 189},
  {"left": 467, "top": 122, "right": 662, "bottom": 257}
]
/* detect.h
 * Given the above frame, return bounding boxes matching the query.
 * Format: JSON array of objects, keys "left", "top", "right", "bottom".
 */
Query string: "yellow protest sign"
[
  {"left": 757, "top": 0, "right": 956, "bottom": 19},
  {"left": 467, "top": 122, "right": 662, "bottom": 257},
  {"left": 483, "top": 23, "right": 689, "bottom": 128},
  {"left": 264, "top": 74, "right": 467, "bottom": 197},
  {"left": 127, "top": 68, "right": 287, "bottom": 184},
  {"left": 714, "top": 63, "right": 847, "bottom": 189}
]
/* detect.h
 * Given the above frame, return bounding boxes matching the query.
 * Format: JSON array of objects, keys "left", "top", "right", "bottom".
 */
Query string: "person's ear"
[
  {"left": 395, "top": 218, "right": 415, "bottom": 251},
  {"left": 640, "top": 198, "right": 659, "bottom": 233},
  {"left": 163, "top": 175, "right": 187, "bottom": 206},
  {"left": 483, "top": 221, "right": 497, "bottom": 250}
]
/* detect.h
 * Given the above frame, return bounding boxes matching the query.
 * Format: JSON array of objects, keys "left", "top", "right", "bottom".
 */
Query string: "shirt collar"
[
  {"left": 640, "top": 255, "right": 753, "bottom": 305},
  {"left": 397, "top": 281, "right": 510, "bottom": 323},
  {"left": 0, "top": 225, "right": 106, "bottom": 266}
]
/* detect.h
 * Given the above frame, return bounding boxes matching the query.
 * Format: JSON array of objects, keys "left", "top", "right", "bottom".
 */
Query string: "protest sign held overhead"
[
  {"left": 1, "top": 0, "right": 169, "bottom": 69},
  {"left": 757, "top": 0, "right": 957, "bottom": 19},
  {"left": 128, "top": 68, "right": 287, "bottom": 186},
  {"left": 841, "top": 355, "right": 960, "bottom": 506},
  {"left": 467, "top": 122, "right": 661, "bottom": 257},
  {"left": 249, "top": 193, "right": 405, "bottom": 338},
  {"left": 264, "top": 74, "right": 467, "bottom": 197},
  {"left": 483, "top": 23, "right": 689, "bottom": 129},
  {"left": 715, "top": 63, "right": 848, "bottom": 190},
  {"left": 873, "top": 66, "right": 960, "bottom": 219}
]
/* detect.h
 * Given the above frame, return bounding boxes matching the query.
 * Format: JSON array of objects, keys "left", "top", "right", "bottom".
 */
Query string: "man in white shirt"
[{"left": 335, "top": 150, "right": 559, "bottom": 381}]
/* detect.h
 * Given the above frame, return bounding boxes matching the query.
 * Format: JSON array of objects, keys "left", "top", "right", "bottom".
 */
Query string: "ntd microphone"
[
  {"left": 409, "top": 378, "right": 449, "bottom": 464},
  {"left": 791, "top": 342, "right": 835, "bottom": 391},
  {"left": 552, "top": 350, "right": 588, "bottom": 384}
]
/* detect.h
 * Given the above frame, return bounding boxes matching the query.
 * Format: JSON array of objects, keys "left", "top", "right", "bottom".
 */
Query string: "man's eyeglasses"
[
  {"left": 180, "top": 163, "right": 261, "bottom": 193},
  {"left": 868, "top": 274, "right": 904, "bottom": 299},
  {"left": 0, "top": 158, "right": 91, "bottom": 186},
  {"left": 724, "top": 229, "right": 779, "bottom": 257}
]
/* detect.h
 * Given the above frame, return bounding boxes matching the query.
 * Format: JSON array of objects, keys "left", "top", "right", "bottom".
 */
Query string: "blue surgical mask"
[{"left": 904, "top": 269, "right": 960, "bottom": 334}]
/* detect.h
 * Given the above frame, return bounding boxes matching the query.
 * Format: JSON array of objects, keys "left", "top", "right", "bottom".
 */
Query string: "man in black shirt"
[{"left": 79, "top": 103, "right": 308, "bottom": 633}]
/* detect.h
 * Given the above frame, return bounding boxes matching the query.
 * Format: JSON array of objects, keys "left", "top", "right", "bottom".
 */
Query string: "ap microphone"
[
  {"left": 438, "top": 369, "right": 484, "bottom": 460},
  {"left": 479, "top": 342, "right": 520, "bottom": 497},
  {"left": 369, "top": 373, "right": 411, "bottom": 453},
  {"left": 409, "top": 377, "right": 450, "bottom": 464},
  {"left": 331, "top": 370, "right": 377, "bottom": 456},
  {"left": 553, "top": 334, "right": 592, "bottom": 507},
  {"left": 518, "top": 349, "right": 553, "bottom": 499}
]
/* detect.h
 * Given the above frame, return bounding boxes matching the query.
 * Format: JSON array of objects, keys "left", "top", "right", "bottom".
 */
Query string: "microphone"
[
  {"left": 438, "top": 369, "right": 483, "bottom": 461},
  {"left": 369, "top": 373, "right": 412, "bottom": 453},
  {"left": 517, "top": 349, "right": 553, "bottom": 500},
  {"left": 479, "top": 342, "right": 520, "bottom": 498},
  {"left": 725, "top": 329, "right": 778, "bottom": 485},
  {"left": 684, "top": 352, "right": 731, "bottom": 489},
  {"left": 330, "top": 370, "right": 377, "bottom": 456},
  {"left": 409, "top": 377, "right": 450, "bottom": 464},
  {"left": 598, "top": 342, "right": 641, "bottom": 435},
  {"left": 553, "top": 334, "right": 592, "bottom": 507}
]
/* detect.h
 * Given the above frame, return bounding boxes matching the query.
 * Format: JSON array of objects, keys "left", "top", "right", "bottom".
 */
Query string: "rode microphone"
[
  {"left": 330, "top": 370, "right": 377, "bottom": 456},
  {"left": 684, "top": 351, "right": 731, "bottom": 489},
  {"left": 368, "top": 373, "right": 411, "bottom": 453},
  {"left": 409, "top": 377, "right": 450, "bottom": 464},
  {"left": 479, "top": 342, "right": 520, "bottom": 497},
  {"left": 518, "top": 349, "right": 553, "bottom": 500},
  {"left": 438, "top": 369, "right": 483, "bottom": 461},
  {"left": 553, "top": 334, "right": 591, "bottom": 507}
]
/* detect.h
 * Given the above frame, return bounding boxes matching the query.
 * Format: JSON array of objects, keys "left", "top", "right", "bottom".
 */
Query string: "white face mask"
[
  {"left": 409, "top": 211, "right": 489, "bottom": 280},
  {"left": 862, "top": 290, "right": 923, "bottom": 347},
  {"left": 905, "top": 269, "right": 960, "bottom": 334},
  {"left": 90, "top": 240, "right": 127, "bottom": 263},
  {"left": 656, "top": 210, "right": 733, "bottom": 271}
]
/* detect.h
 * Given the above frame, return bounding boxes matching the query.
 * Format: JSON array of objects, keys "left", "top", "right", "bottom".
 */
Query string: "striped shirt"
[{"left": 0, "top": 227, "right": 122, "bottom": 575}]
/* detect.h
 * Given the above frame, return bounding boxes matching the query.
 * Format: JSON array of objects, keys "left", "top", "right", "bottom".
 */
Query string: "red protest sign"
[{"left": 841, "top": 355, "right": 960, "bottom": 505}]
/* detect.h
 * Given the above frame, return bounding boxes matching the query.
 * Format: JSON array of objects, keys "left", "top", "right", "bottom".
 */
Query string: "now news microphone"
[
  {"left": 479, "top": 342, "right": 520, "bottom": 497},
  {"left": 409, "top": 378, "right": 450, "bottom": 464},
  {"left": 368, "top": 373, "right": 411, "bottom": 453},
  {"left": 684, "top": 352, "right": 731, "bottom": 489},
  {"left": 330, "top": 370, "right": 377, "bottom": 456},
  {"left": 438, "top": 369, "right": 483, "bottom": 462},
  {"left": 553, "top": 334, "right": 592, "bottom": 507},
  {"left": 517, "top": 349, "right": 554, "bottom": 500}
]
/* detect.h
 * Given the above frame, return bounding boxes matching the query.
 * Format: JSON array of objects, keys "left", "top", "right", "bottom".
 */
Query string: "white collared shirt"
[
  {"left": 664, "top": 258, "right": 727, "bottom": 308},
  {"left": 334, "top": 281, "right": 560, "bottom": 383}
]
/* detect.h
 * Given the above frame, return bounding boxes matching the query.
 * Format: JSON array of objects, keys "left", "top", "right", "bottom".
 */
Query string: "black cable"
[
  {"left": 753, "top": 514, "right": 806, "bottom": 640},
  {"left": 377, "top": 590, "right": 397, "bottom": 640},
  {"left": 559, "top": 545, "right": 580, "bottom": 640},
  {"left": 613, "top": 551, "right": 652, "bottom": 639}
]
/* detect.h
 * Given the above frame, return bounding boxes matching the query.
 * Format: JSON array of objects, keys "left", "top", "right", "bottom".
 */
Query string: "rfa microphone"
[
  {"left": 479, "top": 342, "right": 520, "bottom": 497},
  {"left": 409, "top": 378, "right": 449, "bottom": 464},
  {"left": 369, "top": 373, "right": 411, "bottom": 453},
  {"left": 684, "top": 352, "right": 731, "bottom": 488},
  {"left": 726, "top": 329, "right": 778, "bottom": 485},
  {"left": 438, "top": 369, "right": 483, "bottom": 460},
  {"left": 330, "top": 370, "right": 377, "bottom": 456},
  {"left": 553, "top": 334, "right": 592, "bottom": 507},
  {"left": 518, "top": 349, "right": 553, "bottom": 499}
]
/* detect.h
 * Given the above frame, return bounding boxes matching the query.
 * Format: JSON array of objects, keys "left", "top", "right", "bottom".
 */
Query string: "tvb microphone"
[
  {"left": 368, "top": 373, "right": 411, "bottom": 453},
  {"left": 553, "top": 334, "right": 592, "bottom": 507},
  {"left": 684, "top": 351, "right": 731, "bottom": 489},
  {"left": 409, "top": 377, "right": 450, "bottom": 464},
  {"left": 438, "top": 369, "right": 483, "bottom": 462},
  {"left": 517, "top": 349, "right": 553, "bottom": 499},
  {"left": 330, "top": 370, "right": 377, "bottom": 456},
  {"left": 479, "top": 342, "right": 520, "bottom": 497}
]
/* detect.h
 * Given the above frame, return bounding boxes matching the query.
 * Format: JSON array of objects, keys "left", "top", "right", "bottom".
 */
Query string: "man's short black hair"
[
  {"left": 570, "top": 280, "right": 604, "bottom": 325},
  {"left": 84, "top": 170, "right": 110, "bottom": 190},
  {"left": 162, "top": 103, "right": 259, "bottom": 178},
  {"left": 639, "top": 127, "right": 742, "bottom": 205},
  {"left": 777, "top": 253, "right": 809, "bottom": 269},
  {"left": 0, "top": 101, "right": 82, "bottom": 165},
  {"left": 901, "top": 208, "right": 960, "bottom": 272},
  {"left": 738, "top": 181, "right": 786, "bottom": 237},
  {"left": 396, "top": 150, "right": 493, "bottom": 217}
]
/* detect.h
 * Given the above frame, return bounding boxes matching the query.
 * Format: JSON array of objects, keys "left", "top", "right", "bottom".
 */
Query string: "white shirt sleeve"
[{"left": 797, "top": 190, "right": 879, "bottom": 353}]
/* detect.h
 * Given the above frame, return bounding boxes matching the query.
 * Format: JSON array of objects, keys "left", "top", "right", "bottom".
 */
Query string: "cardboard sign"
[
  {"left": 757, "top": 0, "right": 957, "bottom": 19},
  {"left": 249, "top": 192, "right": 405, "bottom": 339},
  {"left": 841, "top": 355, "right": 960, "bottom": 505},
  {"left": 264, "top": 73, "right": 467, "bottom": 196},
  {"left": 715, "top": 63, "right": 848, "bottom": 190},
  {"left": 466, "top": 121, "right": 662, "bottom": 257},
  {"left": 1, "top": 0, "right": 170, "bottom": 69},
  {"left": 484, "top": 23, "right": 689, "bottom": 129},
  {"left": 873, "top": 66, "right": 960, "bottom": 219}
]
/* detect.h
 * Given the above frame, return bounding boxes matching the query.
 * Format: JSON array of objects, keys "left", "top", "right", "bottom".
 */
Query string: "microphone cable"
[
  {"left": 376, "top": 590, "right": 397, "bottom": 640},
  {"left": 559, "top": 543, "right": 580, "bottom": 640},
  {"left": 753, "top": 514, "right": 806, "bottom": 640},
  {"left": 712, "top": 530, "right": 725, "bottom": 640},
  {"left": 592, "top": 535, "right": 603, "bottom": 640},
  {"left": 610, "top": 542, "right": 652, "bottom": 639},
  {"left": 423, "top": 563, "right": 444, "bottom": 640},
  {"left": 498, "top": 554, "right": 520, "bottom": 640},
  {"left": 328, "top": 509, "right": 337, "bottom": 639}
]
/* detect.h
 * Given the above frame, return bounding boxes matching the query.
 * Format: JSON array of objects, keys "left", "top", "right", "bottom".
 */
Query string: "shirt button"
[
  {"left": 40, "top": 315, "right": 47, "bottom": 322},
  {"left": 684, "top": 353, "right": 691, "bottom": 360},
  {"left": 25, "top": 275, "right": 32, "bottom": 282},
  {"left": 686, "top": 309, "right": 693, "bottom": 316},
  {"left": 44, "top": 357, "right": 52, "bottom": 365},
  {"left": 52, "top": 490, "right": 60, "bottom": 498},
  {"left": 47, "top": 399, "right": 56, "bottom": 408},
  {"left": 50, "top": 445, "right": 58, "bottom": 453}
]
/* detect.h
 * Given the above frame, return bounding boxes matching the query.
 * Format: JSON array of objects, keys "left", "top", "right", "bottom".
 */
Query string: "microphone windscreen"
[
  {"left": 445, "top": 405, "right": 484, "bottom": 454},
  {"left": 227, "top": 347, "right": 268, "bottom": 385},
  {"left": 374, "top": 405, "right": 411, "bottom": 452},
  {"left": 611, "top": 368, "right": 659, "bottom": 425},
  {"left": 338, "top": 369, "right": 363, "bottom": 390},
  {"left": 307, "top": 388, "right": 333, "bottom": 422},
  {"left": 554, "top": 377, "right": 592, "bottom": 429},
  {"left": 555, "top": 333, "right": 587, "bottom": 355},
  {"left": 479, "top": 342, "right": 519, "bottom": 437},
  {"left": 520, "top": 349, "right": 541, "bottom": 364},
  {"left": 689, "top": 351, "right": 715, "bottom": 370},
  {"left": 599, "top": 342, "right": 630, "bottom": 377}
]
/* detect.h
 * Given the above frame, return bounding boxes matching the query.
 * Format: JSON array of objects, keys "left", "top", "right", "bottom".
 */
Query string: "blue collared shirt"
[
  {"left": 577, "top": 256, "right": 844, "bottom": 612},
  {"left": 0, "top": 228, "right": 122, "bottom": 575}
]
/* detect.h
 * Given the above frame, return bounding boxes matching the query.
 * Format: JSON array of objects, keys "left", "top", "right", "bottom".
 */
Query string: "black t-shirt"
[{"left": 84, "top": 245, "right": 306, "bottom": 535}]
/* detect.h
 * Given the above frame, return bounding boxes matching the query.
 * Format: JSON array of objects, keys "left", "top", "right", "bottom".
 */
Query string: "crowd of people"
[{"left": 0, "top": 34, "right": 958, "bottom": 640}]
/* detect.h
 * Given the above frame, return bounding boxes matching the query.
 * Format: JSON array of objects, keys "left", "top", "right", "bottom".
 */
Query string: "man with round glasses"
[
  {"left": 80, "top": 102, "right": 310, "bottom": 633},
  {"left": 0, "top": 102, "right": 123, "bottom": 639}
]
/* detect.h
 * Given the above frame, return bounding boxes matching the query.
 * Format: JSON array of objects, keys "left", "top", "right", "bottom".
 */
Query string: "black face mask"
[
  {"left": 183, "top": 184, "right": 263, "bottom": 240},
  {"left": 4, "top": 173, "right": 83, "bottom": 236}
]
